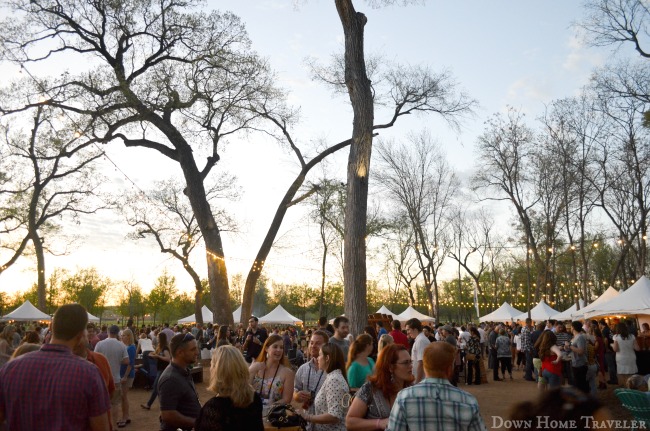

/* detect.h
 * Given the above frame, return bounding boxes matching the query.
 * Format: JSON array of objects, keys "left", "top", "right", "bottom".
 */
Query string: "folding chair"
[{"left": 614, "top": 388, "right": 650, "bottom": 430}]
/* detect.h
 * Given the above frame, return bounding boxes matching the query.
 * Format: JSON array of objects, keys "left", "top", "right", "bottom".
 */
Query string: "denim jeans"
[
  {"left": 542, "top": 369, "right": 561, "bottom": 389},
  {"left": 586, "top": 364, "right": 598, "bottom": 396},
  {"left": 146, "top": 372, "right": 162, "bottom": 407},
  {"left": 524, "top": 350, "right": 534, "bottom": 380},
  {"left": 604, "top": 351, "right": 617, "bottom": 383}
]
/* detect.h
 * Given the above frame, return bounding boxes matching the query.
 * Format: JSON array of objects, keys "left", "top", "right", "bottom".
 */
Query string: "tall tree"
[
  {"left": 0, "top": 90, "right": 105, "bottom": 310},
  {"left": 60, "top": 267, "right": 110, "bottom": 316},
  {"left": 1, "top": 0, "right": 288, "bottom": 324},
  {"left": 122, "top": 177, "right": 237, "bottom": 325}
]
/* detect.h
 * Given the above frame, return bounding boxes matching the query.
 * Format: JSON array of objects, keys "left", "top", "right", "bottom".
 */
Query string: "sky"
[{"left": 0, "top": 0, "right": 636, "bottom": 301}]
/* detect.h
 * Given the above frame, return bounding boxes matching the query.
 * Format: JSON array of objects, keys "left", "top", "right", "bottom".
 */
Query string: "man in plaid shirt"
[
  {"left": 386, "top": 342, "right": 487, "bottom": 431},
  {"left": 521, "top": 318, "right": 535, "bottom": 381}
]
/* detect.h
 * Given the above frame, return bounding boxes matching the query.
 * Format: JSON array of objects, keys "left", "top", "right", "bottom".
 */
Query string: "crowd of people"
[{"left": 0, "top": 307, "right": 647, "bottom": 431}]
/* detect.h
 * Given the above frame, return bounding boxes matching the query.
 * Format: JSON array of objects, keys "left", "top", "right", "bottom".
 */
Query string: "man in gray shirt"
[
  {"left": 568, "top": 321, "right": 589, "bottom": 393},
  {"left": 329, "top": 316, "right": 350, "bottom": 360}
]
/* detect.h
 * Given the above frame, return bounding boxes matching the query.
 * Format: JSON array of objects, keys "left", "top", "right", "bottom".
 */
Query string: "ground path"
[{"left": 126, "top": 365, "right": 632, "bottom": 430}]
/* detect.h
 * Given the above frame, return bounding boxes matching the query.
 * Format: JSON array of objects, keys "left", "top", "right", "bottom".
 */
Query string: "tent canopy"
[
  {"left": 2, "top": 300, "right": 51, "bottom": 322},
  {"left": 551, "top": 299, "right": 585, "bottom": 321},
  {"left": 571, "top": 286, "right": 619, "bottom": 320},
  {"left": 514, "top": 300, "right": 560, "bottom": 322},
  {"left": 479, "top": 302, "right": 523, "bottom": 323},
  {"left": 233, "top": 305, "right": 242, "bottom": 323},
  {"left": 87, "top": 311, "right": 101, "bottom": 322},
  {"left": 258, "top": 305, "right": 303, "bottom": 325},
  {"left": 375, "top": 305, "right": 396, "bottom": 317},
  {"left": 395, "top": 306, "right": 435, "bottom": 322},
  {"left": 178, "top": 305, "right": 213, "bottom": 324},
  {"left": 583, "top": 276, "right": 650, "bottom": 319}
]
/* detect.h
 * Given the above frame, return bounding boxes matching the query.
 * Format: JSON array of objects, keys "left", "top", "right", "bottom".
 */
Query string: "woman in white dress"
[
  {"left": 299, "top": 342, "right": 350, "bottom": 431},
  {"left": 612, "top": 322, "right": 640, "bottom": 385}
]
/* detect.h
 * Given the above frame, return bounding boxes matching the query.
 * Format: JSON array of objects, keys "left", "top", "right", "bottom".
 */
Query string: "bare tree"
[
  {"left": 0, "top": 98, "right": 104, "bottom": 310},
  {"left": 0, "top": 0, "right": 290, "bottom": 323},
  {"left": 380, "top": 216, "right": 422, "bottom": 307},
  {"left": 376, "top": 132, "right": 458, "bottom": 322},
  {"left": 122, "top": 177, "right": 237, "bottom": 325}
]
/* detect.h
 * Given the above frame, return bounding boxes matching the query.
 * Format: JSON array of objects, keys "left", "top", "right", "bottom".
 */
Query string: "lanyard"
[
  {"left": 261, "top": 363, "right": 280, "bottom": 400},
  {"left": 307, "top": 362, "right": 323, "bottom": 391}
]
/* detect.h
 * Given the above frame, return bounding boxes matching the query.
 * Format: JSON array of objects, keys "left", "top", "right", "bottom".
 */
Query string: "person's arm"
[
  {"left": 89, "top": 413, "right": 110, "bottom": 431},
  {"left": 160, "top": 410, "right": 197, "bottom": 429},
  {"left": 281, "top": 369, "right": 295, "bottom": 405},
  {"left": 345, "top": 390, "right": 388, "bottom": 431},
  {"left": 634, "top": 336, "right": 640, "bottom": 351},
  {"left": 550, "top": 345, "right": 562, "bottom": 363}
]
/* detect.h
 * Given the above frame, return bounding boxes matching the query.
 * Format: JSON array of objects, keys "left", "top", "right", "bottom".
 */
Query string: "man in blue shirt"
[{"left": 386, "top": 341, "right": 487, "bottom": 431}]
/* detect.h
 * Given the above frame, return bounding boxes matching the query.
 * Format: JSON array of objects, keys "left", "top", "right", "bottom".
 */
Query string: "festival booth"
[
  {"left": 581, "top": 276, "right": 650, "bottom": 374},
  {"left": 514, "top": 299, "right": 560, "bottom": 322},
  {"left": 394, "top": 306, "right": 435, "bottom": 323},
  {"left": 258, "top": 305, "right": 303, "bottom": 325},
  {"left": 375, "top": 305, "right": 397, "bottom": 318},
  {"left": 87, "top": 311, "right": 101, "bottom": 323},
  {"left": 568, "top": 286, "right": 620, "bottom": 320},
  {"left": 479, "top": 302, "right": 523, "bottom": 323},
  {"left": 551, "top": 299, "right": 585, "bottom": 322},
  {"left": 1, "top": 300, "right": 51, "bottom": 322},
  {"left": 178, "top": 305, "right": 213, "bottom": 325}
]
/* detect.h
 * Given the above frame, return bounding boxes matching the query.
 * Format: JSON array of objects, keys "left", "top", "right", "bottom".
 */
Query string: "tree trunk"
[
  {"left": 336, "top": 0, "right": 374, "bottom": 338},
  {"left": 319, "top": 222, "right": 328, "bottom": 318},
  {"left": 185, "top": 263, "right": 204, "bottom": 326},
  {"left": 177, "top": 148, "right": 231, "bottom": 325}
]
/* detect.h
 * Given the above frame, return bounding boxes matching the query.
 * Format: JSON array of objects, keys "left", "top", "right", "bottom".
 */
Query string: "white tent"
[
  {"left": 514, "top": 300, "right": 560, "bottom": 322},
  {"left": 479, "top": 302, "right": 523, "bottom": 323},
  {"left": 551, "top": 299, "right": 585, "bottom": 321},
  {"left": 178, "top": 305, "right": 213, "bottom": 324},
  {"left": 395, "top": 306, "right": 435, "bottom": 323},
  {"left": 258, "top": 305, "right": 303, "bottom": 325},
  {"left": 87, "top": 311, "right": 101, "bottom": 322},
  {"left": 571, "top": 286, "right": 620, "bottom": 320},
  {"left": 583, "top": 276, "right": 650, "bottom": 319},
  {"left": 233, "top": 305, "right": 242, "bottom": 323},
  {"left": 375, "top": 305, "right": 396, "bottom": 317},
  {"left": 2, "top": 300, "right": 51, "bottom": 321}
]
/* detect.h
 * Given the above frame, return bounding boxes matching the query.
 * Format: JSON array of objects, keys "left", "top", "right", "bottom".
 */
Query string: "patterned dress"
[{"left": 313, "top": 369, "right": 349, "bottom": 431}]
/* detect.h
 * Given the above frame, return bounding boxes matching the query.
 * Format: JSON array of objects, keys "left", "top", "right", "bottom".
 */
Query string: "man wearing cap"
[
  {"left": 158, "top": 333, "right": 201, "bottom": 431},
  {"left": 95, "top": 325, "right": 129, "bottom": 428}
]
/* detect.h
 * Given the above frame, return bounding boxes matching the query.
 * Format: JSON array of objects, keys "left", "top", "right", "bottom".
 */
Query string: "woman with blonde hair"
[
  {"left": 0, "top": 325, "right": 16, "bottom": 366},
  {"left": 378, "top": 334, "right": 394, "bottom": 352},
  {"left": 249, "top": 334, "right": 295, "bottom": 414},
  {"left": 346, "top": 334, "right": 375, "bottom": 390},
  {"left": 196, "top": 345, "right": 263, "bottom": 431},
  {"left": 118, "top": 328, "right": 136, "bottom": 427}
]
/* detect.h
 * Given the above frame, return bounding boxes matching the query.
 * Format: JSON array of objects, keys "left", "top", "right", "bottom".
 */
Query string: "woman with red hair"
[{"left": 345, "top": 344, "right": 414, "bottom": 430}]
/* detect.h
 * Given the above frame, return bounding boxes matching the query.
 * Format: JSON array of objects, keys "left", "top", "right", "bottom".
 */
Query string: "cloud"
[
  {"left": 505, "top": 77, "right": 552, "bottom": 108},
  {"left": 562, "top": 32, "right": 604, "bottom": 72}
]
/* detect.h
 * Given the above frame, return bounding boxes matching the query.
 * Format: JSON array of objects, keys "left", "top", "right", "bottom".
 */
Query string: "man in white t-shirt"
[
  {"left": 406, "top": 318, "right": 431, "bottom": 384},
  {"left": 94, "top": 325, "right": 128, "bottom": 427}
]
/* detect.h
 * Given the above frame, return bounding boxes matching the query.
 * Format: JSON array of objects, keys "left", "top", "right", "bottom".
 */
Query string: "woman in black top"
[
  {"left": 141, "top": 331, "right": 171, "bottom": 410},
  {"left": 195, "top": 345, "right": 263, "bottom": 431}
]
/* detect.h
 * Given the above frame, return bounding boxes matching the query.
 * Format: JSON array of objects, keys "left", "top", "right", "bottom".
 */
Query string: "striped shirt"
[{"left": 386, "top": 377, "right": 487, "bottom": 431}]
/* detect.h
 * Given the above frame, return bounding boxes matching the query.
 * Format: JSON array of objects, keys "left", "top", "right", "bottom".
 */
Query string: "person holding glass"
[{"left": 346, "top": 344, "right": 414, "bottom": 430}]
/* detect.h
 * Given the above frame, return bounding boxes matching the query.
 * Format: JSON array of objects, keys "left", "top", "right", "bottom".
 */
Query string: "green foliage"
[
  {"left": 59, "top": 267, "right": 109, "bottom": 316},
  {"left": 147, "top": 270, "right": 178, "bottom": 325}
]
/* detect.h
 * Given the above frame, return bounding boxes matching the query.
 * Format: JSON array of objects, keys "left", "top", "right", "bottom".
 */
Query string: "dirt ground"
[{"left": 124, "top": 365, "right": 633, "bottom": 431}]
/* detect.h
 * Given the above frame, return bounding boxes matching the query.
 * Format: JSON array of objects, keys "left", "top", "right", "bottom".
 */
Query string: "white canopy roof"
[
  {"left": 178, "top": 305, "right": 246, "bottom": 324},
  {"left": 514, "top": 300, "right": 560, "bottom": 322},
  {"left": 87, "top": 311, "right": 101, "bottom": 322},
  {"left": 395, "top": 306, "right": 435, "bottom": 322},
  {"left": 2, "top": 300, "right": 51, "bottom": 322},
  {"left": 583, "top": 276, "right": 650, "bottom": 319},
  {"left": 258, "top": 305, "right": 303, "bottom": 325},
  {"left": 551, "top": 299, "right": 585, "bottom": 321},
  {"left": 178, "top": 305, "right": 213, "bottom": 324},
  {"left": 479, "top": 302, "right": 523, "bottom": 323},
  {"left": 571, "top": 287, "right": 620, "bottom": 320},
  {"left": 375, "top": 305, "right": 396, "bottom": 317}
]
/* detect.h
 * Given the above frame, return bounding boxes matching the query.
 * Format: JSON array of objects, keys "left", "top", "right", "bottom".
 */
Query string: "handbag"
[
  {"left": 266, "top": 403, "right": 306, "bottom": 429},
  {"left": 466, "top": 353, "right": 477, "bottom": 361}
]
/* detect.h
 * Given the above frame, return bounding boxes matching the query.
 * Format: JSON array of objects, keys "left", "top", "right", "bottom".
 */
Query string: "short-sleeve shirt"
[
  {"left": 158, "top": 362, "right": 202, "bottom": 431},
  {"left": 95, "top": 337, "right": 129, "bottom": 384},
  {"left": 389, "top": 330, "right": 409, "bottom": 349},
  {"left": 0, "top": 344, "right": 111, "bottom": 431},
  {"left": 571, "top": 333, "right": 587, "bottom": 367},
  {"left": 411, "top": 332, "right": 430, "bottom": 376},
  {"left": 313, "top": 369, "right": 349, "bottom": 431},
  {"left": 356, "top": 381, "right": 391, "bottom": 419},
  {"left": 120, "top": 344, "right": 136, "bottom": 378},
  {"left": 347, "top": 357, "right": 375, "bottom": 389}
]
